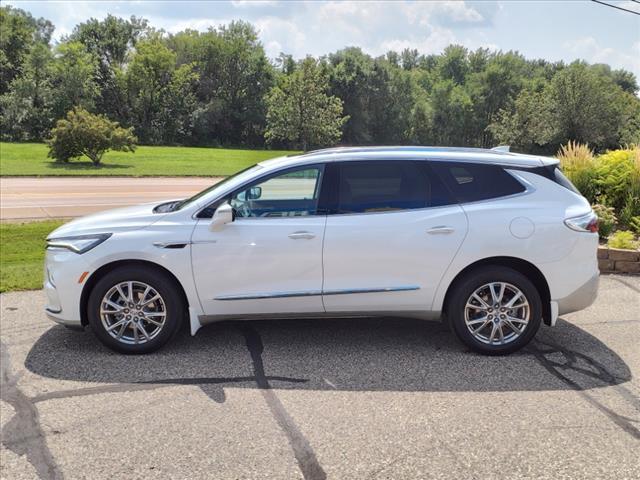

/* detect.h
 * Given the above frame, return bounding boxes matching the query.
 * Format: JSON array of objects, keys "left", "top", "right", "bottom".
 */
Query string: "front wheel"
[
  {"left": 87, "top": 266, "right": 184, "bottom": 354},
  {"left": 447, "top": 266, "right": 542, "bottom": 355}
]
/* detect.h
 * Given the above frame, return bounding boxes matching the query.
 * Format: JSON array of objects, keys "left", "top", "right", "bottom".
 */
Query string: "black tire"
[
  {"left": 447, "top": 266, "right": 542, "bottom": 355},
  {"left": 87, "top": 265, "right": 184, "bottom": 354}
]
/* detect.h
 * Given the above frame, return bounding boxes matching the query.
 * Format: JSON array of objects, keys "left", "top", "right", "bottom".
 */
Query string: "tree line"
[{"left": 1, "top": 5, "right": 639, "bottom": 154}]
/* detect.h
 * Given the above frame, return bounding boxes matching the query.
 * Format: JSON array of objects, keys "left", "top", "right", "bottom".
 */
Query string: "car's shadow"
[{"left": 24, "top": 317, "right": 631, "bottom": 404}]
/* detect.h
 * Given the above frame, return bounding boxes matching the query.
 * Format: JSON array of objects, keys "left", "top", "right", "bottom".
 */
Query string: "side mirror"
[
  {"left": 247, "top": 186, "right": 262, "bottom": 200},
  {"left": 209, "top": 202, "right": 235, "bottom": 231}
]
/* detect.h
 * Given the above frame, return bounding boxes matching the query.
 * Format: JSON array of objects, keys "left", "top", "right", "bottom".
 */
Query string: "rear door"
[{"left": 321, "top": 160, "right": 468, "bottom": 313}]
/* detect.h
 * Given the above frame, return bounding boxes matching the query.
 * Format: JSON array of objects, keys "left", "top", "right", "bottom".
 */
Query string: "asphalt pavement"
[
  {"left": 1, "top": 275, "right": 639, "bottom": 479},
  {"left": 0, "top": 177, "right": 219, "bottom": 220}
]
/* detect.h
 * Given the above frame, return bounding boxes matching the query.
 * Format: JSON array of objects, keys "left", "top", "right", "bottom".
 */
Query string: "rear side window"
[
  {"left": 336, "top": 161, "right": 453, "bottom": 214},
  {"left": 430, "top": 162, "right": 526, "bottom": 203}
]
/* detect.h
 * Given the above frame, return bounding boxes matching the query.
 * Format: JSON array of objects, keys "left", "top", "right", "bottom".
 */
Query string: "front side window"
[
  {"left": 336, "top": 161, "right": 451, "bottom": 214},
  {"left": 230, "top": 166, "right": 324, "bottom": 218}
]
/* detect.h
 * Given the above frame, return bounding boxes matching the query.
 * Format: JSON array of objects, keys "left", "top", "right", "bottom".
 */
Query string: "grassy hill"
[{"left": 0, "top": 142, "right": 295, "bottom": 176}]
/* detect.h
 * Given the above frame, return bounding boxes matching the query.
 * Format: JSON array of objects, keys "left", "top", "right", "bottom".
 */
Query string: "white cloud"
[
  {"left": 253, "top": 17, "right": 306, "bottom": 57},
  {"left": 564, "top": 36, "right": 640, "bottom": 77},
  {"left": 379, "top": 27, "right": 458, "bottom": 56},
  {"left": 402, "top": 1, "right": 484, "bottom": 26},
  {"left": 231, "top": 0, "right": 279, "bottom": 7},
  {"left": 618, "top": 1, "right": 640, "bottom": 14},
  {"left": 162, "top": 18, "right": 230, "bottom": 33}
]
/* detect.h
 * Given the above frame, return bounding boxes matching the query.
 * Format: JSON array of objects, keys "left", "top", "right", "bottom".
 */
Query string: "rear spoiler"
[{"left": 491, "top": 145, "right": 510, "bottom": 153}]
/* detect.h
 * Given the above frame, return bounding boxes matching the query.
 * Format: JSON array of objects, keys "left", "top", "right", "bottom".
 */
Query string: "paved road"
[
  {"left": 1, "top": 275, "right": 639, "bottom": 479},
  {"left": 0, "top": 177, "right": 219, "bottom": 220}
]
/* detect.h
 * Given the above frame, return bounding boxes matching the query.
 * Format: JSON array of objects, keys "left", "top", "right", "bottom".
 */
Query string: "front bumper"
[{"left": 44, "top": 249, "right": 88, "bottom": 328}]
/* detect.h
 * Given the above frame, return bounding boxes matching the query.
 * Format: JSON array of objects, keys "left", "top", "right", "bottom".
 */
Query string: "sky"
[{"left": 6, "top": 0, "right": 640, "bottom": 77}]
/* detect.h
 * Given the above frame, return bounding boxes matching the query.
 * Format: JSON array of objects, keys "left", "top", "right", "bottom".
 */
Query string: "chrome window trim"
[
  {"left": 214, "top": 285, "right": 420, "bottom": 301},
  {"left": 193, "top": 157, "right": 538, "bottom": 220}
]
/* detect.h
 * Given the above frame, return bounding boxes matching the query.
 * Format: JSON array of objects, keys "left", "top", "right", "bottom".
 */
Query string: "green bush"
[
  {"left": 619, "top": 148, "right": 640, "bottom": 226},
  {"left": 630, "top": 216, "right": 640, "bottom": 235},
  {"left": 560, "top": 145, "right": 640, "bottom": 231},
  {"left": 594, "top": 148, "right": 639, "bottom": 214},
  {"left": 592, "top": 204, "right": 616, "bottom": 239},
  {"left": 47, "top": 108, "right": 137, "bottom": 166},
  {"left": 607, "top": 230, "right": 639, "bottom": 250}
]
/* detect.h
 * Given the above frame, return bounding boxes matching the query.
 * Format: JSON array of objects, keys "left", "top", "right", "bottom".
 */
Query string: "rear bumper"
[{"left": 556, "top": 271, "right": 599, "bottom": 316}]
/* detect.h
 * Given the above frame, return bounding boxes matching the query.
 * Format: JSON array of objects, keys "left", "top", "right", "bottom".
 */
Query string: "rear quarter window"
[
  {"left": 553, "top": 167, "right": 581, "bottom": 194},
  {"left": 430, "top": 162, "right": 526, "bottom": 203}
]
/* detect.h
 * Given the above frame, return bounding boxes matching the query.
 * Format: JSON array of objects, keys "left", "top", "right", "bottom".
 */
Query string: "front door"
[
  {"left": 191, "top": 164, "right": 327, "bottom": 316},
  {"left": 321, "top": 160, "right": 468, "bottom": 314}
]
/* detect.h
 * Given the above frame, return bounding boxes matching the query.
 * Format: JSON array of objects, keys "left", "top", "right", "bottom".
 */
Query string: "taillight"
[{"left": 564, "top": 211, "right": 598, "bottom": 233}]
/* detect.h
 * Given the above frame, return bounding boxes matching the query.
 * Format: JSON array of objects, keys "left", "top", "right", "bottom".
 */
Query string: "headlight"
[{"left": 46, "top": 233, "right": 112, "bottom": 254}]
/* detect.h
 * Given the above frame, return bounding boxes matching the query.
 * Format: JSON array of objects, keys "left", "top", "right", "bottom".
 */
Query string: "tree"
[
  {"left": 545, "top": 62, "right": 627, "bottom": 151},
  {"left": 0, "top": 6, "right": 53, "bottom": 95},
  {"left": 126, "top": 39, "right": 178, "bottom": 143},
  {"left": 265, "top": 58, "right": 347, "bottom": 150},
  {"left": 327, "top": 48, "right": 376, "bottom": 144},
  {"left": 51, "top": 41, "right": 100, "bottom": 119},
  {"left": 489, "top": 86, "right": 552, "bottom": 153},
  {"left": 68, "top": 15, "right": 148, "bottom": 122},
  {"left": 0, "top": 42, "right": 54, "bottom": 140},
  {"left": 167, "top": 21, "right": 274, "bottom": 146},
  {"left": 47, "top": 107, "right": 136, "bottom": 165}
]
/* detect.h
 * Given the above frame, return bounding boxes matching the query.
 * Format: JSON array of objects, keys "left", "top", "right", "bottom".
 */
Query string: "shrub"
[
  {"left": 630, "top": 216, "right": 640, "bottom": 236},
  {"left": 619, "top": 146, "right": 640, "bottom": 226},
  {"left": 47, "top": 108, "right": 137, "bottom": 166},
  {"left": 592, "top": 204, "right": 616, "bottom": 239},
  {"left": 557, "top": 141, "right": 597, "bottom": 202},
  {"left": 607, "top": 230, "right": 639, "bottom": 250},
  {"left": 594, "top": 147, "right": 639, "bottom": 214}
]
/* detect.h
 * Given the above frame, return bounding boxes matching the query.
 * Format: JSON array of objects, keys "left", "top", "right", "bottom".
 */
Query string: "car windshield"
[{"left": 173, "top": 164, "right": 264, "bottom": 211}]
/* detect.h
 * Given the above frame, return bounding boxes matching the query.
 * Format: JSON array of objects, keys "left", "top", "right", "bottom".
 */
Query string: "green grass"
[
  {"left": 0, "top": 142, "right": 295, "bottom": 176},
  {"left": 0, "top": 220, "right": 65, "bottom": 292}
]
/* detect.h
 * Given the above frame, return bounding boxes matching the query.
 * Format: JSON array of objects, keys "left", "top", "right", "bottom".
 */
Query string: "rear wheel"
[
  {"left": 447, "top": 266, "right": 542, "bottom": 355},
  {"left": 87, "top": 266, "right": 184, "bottom": 354}
]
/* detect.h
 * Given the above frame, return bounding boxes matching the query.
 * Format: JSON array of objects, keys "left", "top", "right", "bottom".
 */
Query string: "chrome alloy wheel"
[
  {"left": 464, "top": 282, "right": 530, "bottom": 345},
  {"left": 100, "top": 281, "right": 167, "bottom": 345}
]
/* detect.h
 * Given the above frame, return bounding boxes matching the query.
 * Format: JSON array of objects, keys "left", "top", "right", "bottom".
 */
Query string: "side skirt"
[{"left": 194, "top": 310, "right": 442, "bottom": 333}]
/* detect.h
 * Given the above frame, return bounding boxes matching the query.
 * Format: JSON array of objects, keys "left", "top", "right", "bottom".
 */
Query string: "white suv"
[{"left": 44, "top": 147, "right": 599, "bottom": 355}]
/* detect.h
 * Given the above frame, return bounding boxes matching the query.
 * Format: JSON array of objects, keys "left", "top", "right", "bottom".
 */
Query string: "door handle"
[
  {"left": 288, "top": 231, "right": 316, "bottom": 240},
  {"left": 427, "top": 226, "right": 455, "bottom": 235}
]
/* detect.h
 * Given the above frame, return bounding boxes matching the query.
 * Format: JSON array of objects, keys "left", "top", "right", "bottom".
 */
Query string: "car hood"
[{"left": 48, "top": 201, "right": 171, "bottom": 238}]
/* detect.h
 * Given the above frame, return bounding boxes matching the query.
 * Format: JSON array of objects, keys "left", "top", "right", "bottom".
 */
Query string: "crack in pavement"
[
  {"left": 0, "top": 341, "right": 63, "bottom": 479},
  {"left": 239, "top": 324, "right": 327, "bottom": 480},
  {"left": 31, "top": 375, "right": 307, "bottom": 403},
  {"left": 529, "top": 340, "right": 640, "bottom": 440},
  {"left": 3, "top": 326, "right": 320, "bottom": 479},
  {"left": 609, "top": 276, "right": 640, "bottom": 294}
]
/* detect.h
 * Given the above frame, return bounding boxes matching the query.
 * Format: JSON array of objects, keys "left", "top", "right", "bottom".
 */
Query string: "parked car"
[{"left": 44, "top": 146, "right": 599, "bottom": 355}]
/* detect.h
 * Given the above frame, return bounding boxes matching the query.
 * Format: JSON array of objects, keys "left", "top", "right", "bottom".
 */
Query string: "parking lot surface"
[{"left": 1, "top": 275, "right": 639, "bottom": 479}]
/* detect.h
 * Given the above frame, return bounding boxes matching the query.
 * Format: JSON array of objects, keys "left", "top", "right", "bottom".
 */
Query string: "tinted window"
[
  {"left": 553, "top": 167, "right": 580, "bottom": 194},
  {"left": 336, "top": 161, "right": 452, "bottom": 214},
  {"left": 230, "top": 166, "right": 323, "bottom": 218},
  {"left": 431, "top": 162, "right": 525, "bottom": 203}
]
